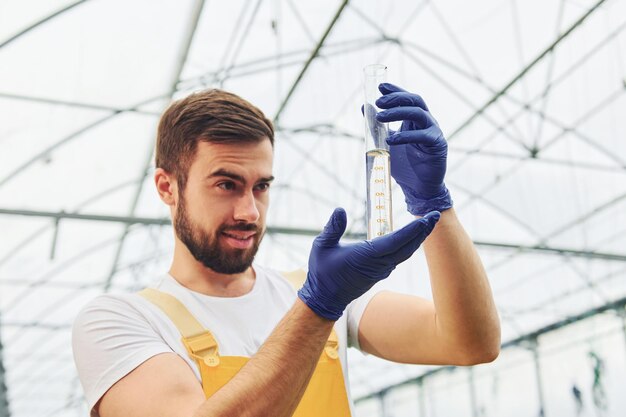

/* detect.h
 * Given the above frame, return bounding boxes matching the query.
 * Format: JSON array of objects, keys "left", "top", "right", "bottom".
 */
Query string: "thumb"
[
  {"left": 422, "top": 210, "right": 441, "bottom": 225},
  {"left": 374, "top": 211, "right": 441, "bottom": 264},
  {"left": 378, "top": 82, "right": 407, "bottom": 95},
  {"left": 315, "top": 208, "right": 347, "bottom": 247},
  {"left": 369, "top": 211, "right": 440, "bottom": 257}
]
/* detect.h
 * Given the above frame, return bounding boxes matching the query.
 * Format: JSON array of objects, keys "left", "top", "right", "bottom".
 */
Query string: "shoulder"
[
  {"left": 72, "top": 292, "right": 166, "bottom": 357},
  {"left": 76, "top": 292, "right": 143, "bottom": 312},
  {"left": 73, "top": 293, "right": 151, "bottom": 333},
  {"left": 72, "top": 292, "right": 176, "bottom": 412}
]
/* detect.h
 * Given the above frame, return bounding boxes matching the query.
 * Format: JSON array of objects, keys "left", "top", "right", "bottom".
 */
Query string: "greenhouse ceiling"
[{"left": 0, "top": 0, "right": 625, "bottom": 415}]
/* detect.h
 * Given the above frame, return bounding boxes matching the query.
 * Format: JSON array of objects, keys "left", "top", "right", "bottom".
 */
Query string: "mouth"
[
  {"left": 221, "top": 231, "right": 256, "bottom": 249},
  {"left": 223, "top": 231, "right": 256, "bottom": 240}
]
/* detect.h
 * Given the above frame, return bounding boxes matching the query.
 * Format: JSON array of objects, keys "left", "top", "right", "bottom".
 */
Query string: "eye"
[
  {"left": 254, "top": 182, "right": 270, "bottom": 192},
  {"left": 218, "top": 181, "right": 236, "bottom": 191}
]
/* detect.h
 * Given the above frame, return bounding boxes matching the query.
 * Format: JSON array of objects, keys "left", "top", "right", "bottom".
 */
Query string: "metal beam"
[
  {"left": 273, "top": 0, "right": 349, "bottom": 123},
  {"left": 218, "top": 0, "right": 265, "bottom": 86},
  {"left": 0, "top": 314, "right": 10, "bottom": 417},
  {"left": 1, "top": 322, "right": 70, "bottom": 331},
  {"left": 2, "top": 207, "right": 626, "bottom": 262},
  {"left": 471, "top": 240, "right": 626, "bottom": 262},
  {"left": 0, "top": 208, "right": 170, "bottom": 226},
  {"left": 0, "top": 0, "right": 88, "bottom": 49},
  {"left": 0, "top": 92, "right": 160, "bottom": 116},
  {"left": 355, "top": 296, "right": 626, "bottom": 404},
  {"left": 447, "top": 0, "right": 608, "bottom": 141}
]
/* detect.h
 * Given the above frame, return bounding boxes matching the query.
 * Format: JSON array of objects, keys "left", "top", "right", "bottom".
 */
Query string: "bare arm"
[
  {"left": 358, "top": 208, "right": 501, "bottom": 365},
  {"left": 422, "top": 208, "right": 500, "bottom": 362},
  {"left": 99, "top": 299, "right": 334, "bottom": 417}
]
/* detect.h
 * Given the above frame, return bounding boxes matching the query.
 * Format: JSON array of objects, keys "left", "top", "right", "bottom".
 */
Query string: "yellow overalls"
[{"left": 138, "top": 270, "right": 352, "bottom": 416}]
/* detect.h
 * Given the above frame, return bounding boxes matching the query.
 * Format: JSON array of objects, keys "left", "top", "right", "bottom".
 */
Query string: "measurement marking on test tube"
[{"left": 366, "top": 148, "right": 392, "bottom": 238}]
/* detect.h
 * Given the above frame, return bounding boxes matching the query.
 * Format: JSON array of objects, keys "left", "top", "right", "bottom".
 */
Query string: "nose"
[{"left": 233, "top": 190, "right": 260, "bottom": 223}]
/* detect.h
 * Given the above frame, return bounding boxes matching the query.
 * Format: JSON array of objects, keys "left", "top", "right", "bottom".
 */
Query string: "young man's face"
[{"left": 174, "top": 138, "right": 274, "bottom": 274}]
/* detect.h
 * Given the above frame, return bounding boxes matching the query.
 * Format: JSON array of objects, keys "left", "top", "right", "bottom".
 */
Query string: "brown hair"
[{"left": 155, "top": 89, "right": 274, "bottom": 190}]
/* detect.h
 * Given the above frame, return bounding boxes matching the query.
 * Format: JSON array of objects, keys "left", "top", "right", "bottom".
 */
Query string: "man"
[{"left": 72, "top": 83, "right": 500, "bottom": 417}]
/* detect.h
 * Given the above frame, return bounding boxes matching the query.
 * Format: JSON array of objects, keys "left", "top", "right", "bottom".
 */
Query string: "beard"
[{"left": 174, "top": 194, "right": 264, "bottom": 274}]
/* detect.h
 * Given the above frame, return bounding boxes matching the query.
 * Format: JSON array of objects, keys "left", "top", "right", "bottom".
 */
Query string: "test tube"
[{"left": 363, "top": 64, "right": 393, "bottom": 239}]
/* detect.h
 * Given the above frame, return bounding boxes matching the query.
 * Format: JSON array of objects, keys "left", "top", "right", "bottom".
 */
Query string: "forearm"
[
  {"left": 423, "top": 208, "right": 500, "bottom": 363},
  {"left": 193, "top": 299, "right": 334, "bottom": 417}
]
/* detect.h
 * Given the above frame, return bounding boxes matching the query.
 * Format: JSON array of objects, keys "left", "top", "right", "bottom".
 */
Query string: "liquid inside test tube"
[
  {"left": 364, "top": 64, "right": 393, "bottom": 239},
  {"left": 366, "top": 148, "right": 392, "bottom": 238}
]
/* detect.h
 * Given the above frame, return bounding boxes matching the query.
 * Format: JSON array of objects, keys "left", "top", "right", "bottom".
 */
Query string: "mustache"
[{"left": 219, "top": 223, "right": 260, "bottom": 233}]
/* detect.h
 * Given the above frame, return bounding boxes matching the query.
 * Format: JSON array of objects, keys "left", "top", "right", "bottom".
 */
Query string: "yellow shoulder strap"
[
  {"left": 139, "top": 288, "right": 205, "bottom": 338},
  {"left": 281, "top": 268, "right": 307, "bottom": 290},
  {"left": 138, "top": 288, "right": 220, "bottom": 367}
]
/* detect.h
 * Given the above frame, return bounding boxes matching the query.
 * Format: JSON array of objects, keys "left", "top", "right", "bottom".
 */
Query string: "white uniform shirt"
[{"left": 72, "top": 264, "right": 378, "bottom": 416}]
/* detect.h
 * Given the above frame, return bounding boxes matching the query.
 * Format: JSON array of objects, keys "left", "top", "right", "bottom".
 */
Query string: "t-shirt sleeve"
[
  {"left": 346, "top": 288, "right": 383, "bottom": 350},
  {"left": 72, "top": 294, "right": 173, "bottom": 416}
]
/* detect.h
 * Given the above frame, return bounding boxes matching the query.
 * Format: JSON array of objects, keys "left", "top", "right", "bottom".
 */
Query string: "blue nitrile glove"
[
  {"left": 375, "top": 83, "right": 453, "bottom": 216},
  {"left": 298, "top": 208, "right": 440, "bottom": 320}
]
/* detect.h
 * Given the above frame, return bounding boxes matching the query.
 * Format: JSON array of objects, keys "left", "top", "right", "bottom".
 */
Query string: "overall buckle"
[{"left": 182, "top": 332, "right": 220, "bottom": 367}]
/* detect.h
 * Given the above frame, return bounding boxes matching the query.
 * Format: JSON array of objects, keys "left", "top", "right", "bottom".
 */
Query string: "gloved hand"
[
  {"left": 375, "top": 83, "right": 453, "bottom": 216},
  {"left": 298, "top": 208, "right": 440, "bottom": 320}
]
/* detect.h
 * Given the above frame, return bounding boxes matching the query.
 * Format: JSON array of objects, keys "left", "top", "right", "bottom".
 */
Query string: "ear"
[{"left": 154, "top": 168, "right": 177, "bottom": 206}]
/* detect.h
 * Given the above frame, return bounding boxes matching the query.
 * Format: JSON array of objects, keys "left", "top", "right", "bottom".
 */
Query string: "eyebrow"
[{"left": 208, "top": 168, "right": 275, "bottom": 184}]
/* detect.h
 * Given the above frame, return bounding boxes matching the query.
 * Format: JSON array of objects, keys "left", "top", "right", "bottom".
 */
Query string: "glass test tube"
[{"left": 364, "top": 64, "right": 393, "bottom": 239}]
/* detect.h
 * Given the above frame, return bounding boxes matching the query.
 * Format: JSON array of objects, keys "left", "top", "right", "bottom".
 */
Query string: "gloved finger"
[
  {"left": 362, "top": 103, "right": 398, "bottom": 137},
  {"left": 378, "top": 82, "right": 408, "bottom": 95},
  {"left": 375, "top": 91, "right": 429, "bottom": 111},
  {"left": 384, "top": 212, "right": 440, "bottom": 264},
  {"left": 364, "top": 102, "right": 378, "bottom": 120},
  {"left": 376, "top": 106, "right": 434, "bottom": 126},
  {"left": 364, "top": 103, "right": 387, "bottom": 141},
  {"left": 386, "top": 127, "right": 444, "bottom": 147},
  {"left": 369, "top": 211, "right": 440, "bottom": 256},
  {"left": 314, "top": 208, "right": 347, "bottom": 247}
]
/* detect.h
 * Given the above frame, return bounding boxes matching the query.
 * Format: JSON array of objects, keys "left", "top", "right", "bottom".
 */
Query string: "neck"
[{"left": 169, "top": 240, "right": 256, "bottom": 297}]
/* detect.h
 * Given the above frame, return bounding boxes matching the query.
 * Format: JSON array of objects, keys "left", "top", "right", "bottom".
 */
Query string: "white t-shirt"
[{"left": 72, "top": 264, "right": 378, "bottom": 416}]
